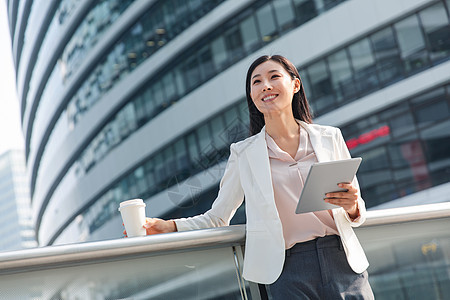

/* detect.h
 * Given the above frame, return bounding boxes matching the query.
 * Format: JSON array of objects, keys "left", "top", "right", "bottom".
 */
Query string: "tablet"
[{"left": 295, "top": 157, "right": 362, "bottom": 214}]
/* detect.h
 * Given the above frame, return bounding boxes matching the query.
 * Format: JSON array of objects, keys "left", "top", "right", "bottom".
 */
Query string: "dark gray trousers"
[{"left": 265, "top": 235, "right": 374, "bottom": 300}]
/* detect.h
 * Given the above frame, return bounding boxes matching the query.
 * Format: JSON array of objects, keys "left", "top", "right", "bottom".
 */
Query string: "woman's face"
[{"left": 249, "top": 60, "right": 300, "bottom": 117}]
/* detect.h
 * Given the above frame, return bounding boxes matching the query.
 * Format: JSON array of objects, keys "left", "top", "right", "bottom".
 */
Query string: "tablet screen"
[{"left": 295, "top": 157, "right": 362, "bottom": 214}]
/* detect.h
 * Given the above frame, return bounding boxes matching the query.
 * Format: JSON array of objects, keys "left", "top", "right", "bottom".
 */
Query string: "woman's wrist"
[
  {"left": 168, "top": 220, "right": 178, "bottom": 232},
  {"left": 346, "top": 202, "right": 359, "bottom": 220}
]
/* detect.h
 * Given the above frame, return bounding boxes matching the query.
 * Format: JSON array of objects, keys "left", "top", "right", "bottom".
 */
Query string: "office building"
[
  {"left": 7, "top": 0, "right": 449, "bottom": 250},
  {"left": 0, "top": 149, "right": 37, "bottom": 251},
  {"left": 6, "top": 0, "right": 450, "bottom": 297}
]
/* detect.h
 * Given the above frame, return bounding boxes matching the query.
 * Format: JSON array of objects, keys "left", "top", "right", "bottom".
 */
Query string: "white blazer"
[{"left": 174, "top": 121, "right": 369, "bottom": 284}]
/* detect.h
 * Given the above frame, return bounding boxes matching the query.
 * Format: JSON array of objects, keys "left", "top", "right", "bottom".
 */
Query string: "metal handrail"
[
  {"left": 0, "top": 225, "right": 245, "bottom": 274},
  {"left": 363, "top": 202, "right": 450, "bottom": 226},
  {"left": 0, "top": 202, "right": 449, "bottom": 274}
]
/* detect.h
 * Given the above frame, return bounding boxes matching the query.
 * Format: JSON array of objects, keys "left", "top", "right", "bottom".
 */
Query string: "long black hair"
[{"left": 245, "top": 55, "right": 313, "bottom": 136}]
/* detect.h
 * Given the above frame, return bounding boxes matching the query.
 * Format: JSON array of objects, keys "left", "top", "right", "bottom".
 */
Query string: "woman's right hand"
[
  {"left": 122, "top": 218, "right": 178, "bottom": 237},
  {"left": 143, "top": 218, "right": 177, "bottom": 235}
]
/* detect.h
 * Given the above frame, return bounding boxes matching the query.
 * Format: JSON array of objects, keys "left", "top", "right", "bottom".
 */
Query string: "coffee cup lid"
[{"left": 118, "top": 199, "right": 146, "bottom": 211}]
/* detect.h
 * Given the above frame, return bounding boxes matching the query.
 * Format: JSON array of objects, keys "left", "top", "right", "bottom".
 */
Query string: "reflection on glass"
[
  {"left": 420, "top": 120, "right": 450, "bottom": 186},
  {"left": 62, "top": 0, "right": 136, "bottom": 81},
  {"left": 394, "top": 15, "right": 428, "bottom": 73},
  {"left": 358, "top": 216, "right": 450, "bottom": 299},
  {"left": 32, "top": 1, "right": 450, "bottom": 240},
  {"left": 300, "top": 0, "right": 450, "bottom": 117},
  {"left": 174, "top": 139, "right": 189, "bottom": 174},
  {"left": 224, "top": 27, "right": 244, "bottom": 62},
  {"left": 419, "top": 3, "right": 450, "bottom": 62},
  {"left": 0, "top": 244, "right": 245, "bottom": 299},
  {"left": 389, "top": 113, "right": 414, "bottom": 138},
  {"left": 197, "top": 123, "right": 212, "bottom": 156},
  {"left": 348, "top": 38, "right": 378, "bottom": 93},
  {"left": 187, "top": 132, "right": 201, "bottom": 172},
  {"left": 327, "top": 49, "right": 353, "bottom": 102},
  {"left": 388, "top": 134, "right": 418, "bottom": 168},
  {"left": 413, "top": 90, "right": 449, "bottom": 128},
  {"left": 358, "top": 147, "right": 394, "bottom": 206},
  {"left": 185, "top": 57, "right": 202, "bottom": 91},
  {"left": 33, "top": 0, "right": 349, "bottom": 200},
  {"left": 211, "top": 36, "right": 229, "bottom": 70},
  {"left": 240, "top": 15, "right": 259, "bottom": 53},
  {"left": 198, "top": 46, "right": 215, "bottom": 80},
  {"left": 210, "top": 116, "right": 228, "bottom": 151},
  {"left": 77, "top": 101, "right": 248, "bottom": 236},
  {"left": 273, "top": 0, "right": 295, "bottom": 31},
  {"left": 307, "top": 60, "right": 334, "bottom": 112},
  {"left": 395, "top": 138, "right": 431, "bottom": 195},
  {"left": 292, "top": 0, "right": 317, "bottom": 24},
  {"left": 343, "top": 83, "right": 450, "bottom": 207},
  {"left": 419, "top": 100, "right": 449, "bottom": 126},
  {"left": 256, "top": 3, "right": 278, "bottom": 42},
  {"left": 370, "top": 27, "right": 403, "bottom": 84},
  {"left": 21, "top": 0, "right": 81, "bottom": 111},
  {"left": 298, "top": 71, "right": 313, "bottom": 110}
]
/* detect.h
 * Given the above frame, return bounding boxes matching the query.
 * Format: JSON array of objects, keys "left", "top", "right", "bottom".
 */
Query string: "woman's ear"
[{"left": 293, "top": 77, "right": 301, "bottom": 93}]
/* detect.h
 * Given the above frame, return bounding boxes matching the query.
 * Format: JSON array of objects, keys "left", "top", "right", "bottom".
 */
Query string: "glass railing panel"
[
  {"left": 0, "top": 226, "right": 249, "bottom": 300},
  {"left": 0, "top": 247, "right": 244, "bottom": 299},
  {"left": 355, "top": 205, "right": 450, "bottom": 299}
]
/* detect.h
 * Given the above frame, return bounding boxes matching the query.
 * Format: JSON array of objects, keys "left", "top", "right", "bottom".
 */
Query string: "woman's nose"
[{"left": 262, "top": 82, "right": 272, "bottom": 91}]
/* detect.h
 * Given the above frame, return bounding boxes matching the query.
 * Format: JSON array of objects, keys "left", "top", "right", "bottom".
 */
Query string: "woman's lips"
[{"left": 262, "top": 94, "right": 277, "bottom": 102}]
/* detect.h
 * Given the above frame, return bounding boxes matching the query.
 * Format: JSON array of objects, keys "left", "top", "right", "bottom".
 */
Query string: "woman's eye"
[
  {"left": 253, "top": 79, "right": 260, "bottom": 84},
  {"left": 271, "top": 74, "right": 280, "bottom": 79}
]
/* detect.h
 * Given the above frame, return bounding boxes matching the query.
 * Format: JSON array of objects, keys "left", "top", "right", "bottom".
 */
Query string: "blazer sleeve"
[
  {"left": 335, "top": 128, "right": 367, "bottom": 227},
  {"left": 174, "top": 143, "right": 245, "bottom": 231}
]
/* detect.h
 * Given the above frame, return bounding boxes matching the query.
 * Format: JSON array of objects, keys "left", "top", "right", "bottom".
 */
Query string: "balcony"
[{"left": 0, "top": 202, "right": 449, "bottom": 299}]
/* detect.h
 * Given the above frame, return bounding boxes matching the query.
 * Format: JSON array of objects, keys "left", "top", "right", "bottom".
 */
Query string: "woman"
[{"left": 129, "top": 55, "right": 374, "bottom": 299}]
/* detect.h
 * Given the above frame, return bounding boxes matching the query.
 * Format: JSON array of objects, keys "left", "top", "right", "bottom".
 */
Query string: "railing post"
[{"left": 233, "top": 245, "right": 250, "bottom": 300}]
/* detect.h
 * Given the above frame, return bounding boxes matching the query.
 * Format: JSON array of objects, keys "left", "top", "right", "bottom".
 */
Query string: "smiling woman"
[
  {"left": 249, "top": 61, "right": 300, "bottom": 115},
  {"left": 132, "top": 54, "right": 374, "bottom": 299},
  {"left": 0, "top": 2, "right": 24, "bottom": 155}
]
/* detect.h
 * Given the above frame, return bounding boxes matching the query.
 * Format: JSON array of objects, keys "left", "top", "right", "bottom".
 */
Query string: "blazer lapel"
[
  {"left": 299, "top": 121, "right": 334, "bottom": 162},
  {"left": 242, "top": 122, "right": 335, "bottom": 197},
  {"left": 244, "top": 127, "right": 274, "bottom": 198}
]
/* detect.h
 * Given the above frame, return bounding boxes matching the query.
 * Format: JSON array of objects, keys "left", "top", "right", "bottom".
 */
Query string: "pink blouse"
[{"left": 266, "top": 124, "right": 339, "bottom": 249}]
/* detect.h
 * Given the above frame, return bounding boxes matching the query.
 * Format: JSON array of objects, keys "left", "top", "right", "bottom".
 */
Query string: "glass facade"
[
  {"left": 32, "top": 0, "right": 348, "bottom": 201},
  {"left": 66, "top": 101, "right": 249, "bottom": 241},
  {"left": 0, "top": 151, "right": 37, "bottom": 252},
  {"left": 13, "top": 0, "right": 33, "bottom": 71},
  {"left": 32, "top": 0, "right": 450, "bottom": 242},
  {"left": 64, "top": 0, "right": 224, "bottom": 129},
  {"left": 60, "top": 0, "right": 137, "bottom": 83},
  {"left": 30, "top": 0, "right": 225, "bottom": 196},
  {"left": 7, "top": 0, "right": 450, "bottom": 297},
  {"left": 27, "top": 0, "right": 137, "bottom": 160},
  {"left": 35, "top": 0, "right": 450, "bottom": 202},
  {"left": 20, "top": 0, "right": 83, "bottom": 117},
  {"left": 59, "top": 82, "right": 450, "bottom": 238},
  {"left": 300, "top": 1, "right": 450, "bottom": 116},
  {"left": 341, "top": 83, "right": 450, "bottom": 208}
]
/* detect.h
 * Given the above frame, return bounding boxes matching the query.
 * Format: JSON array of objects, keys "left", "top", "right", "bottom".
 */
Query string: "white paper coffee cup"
[{"left": 118, "top": 199, "right": 147, "bottom": 237}]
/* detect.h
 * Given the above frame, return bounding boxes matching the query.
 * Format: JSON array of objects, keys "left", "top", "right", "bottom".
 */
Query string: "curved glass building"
[{"left": 7, "top": 0, "right": 450, "bottom": 250}]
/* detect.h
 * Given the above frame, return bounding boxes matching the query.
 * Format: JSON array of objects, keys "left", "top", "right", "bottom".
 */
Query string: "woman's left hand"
[{"left": 324, "top": 182, "right": 359, "bottom": 219}]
